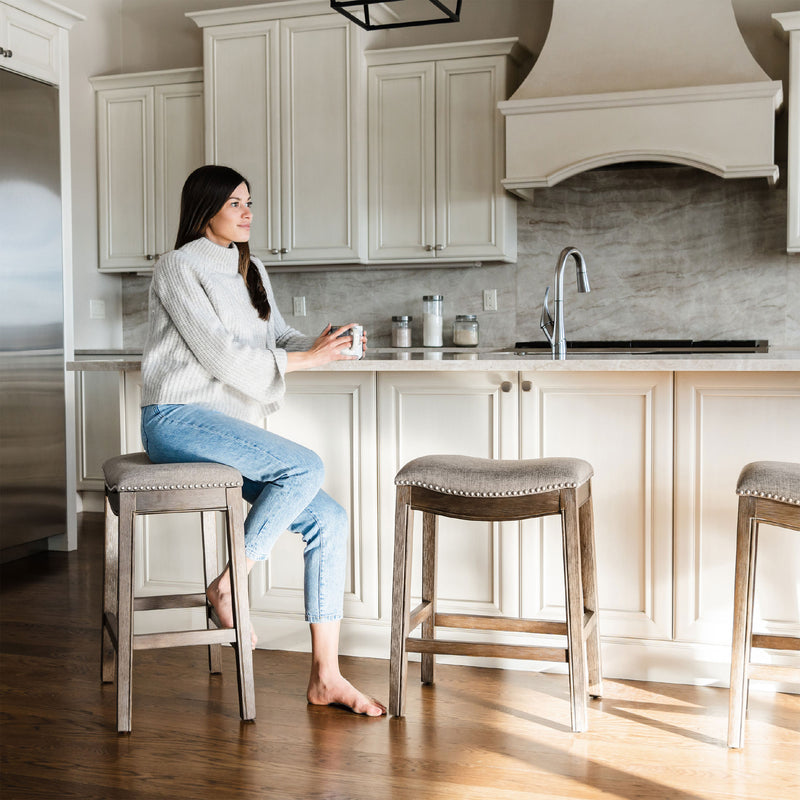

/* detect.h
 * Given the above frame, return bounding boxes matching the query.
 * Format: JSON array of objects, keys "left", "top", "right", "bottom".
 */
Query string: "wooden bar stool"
[
  {"left": 101, "top": 453, "right": 256, "bottom": 733},
  {"left": 390, "top": 455, "right": 602, "bottom": 732},
  {"left": 728, "top": 460, "right": 800, "bottom": 748}
]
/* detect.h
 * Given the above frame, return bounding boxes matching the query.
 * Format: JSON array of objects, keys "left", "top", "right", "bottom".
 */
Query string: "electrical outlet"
[
  {"left": 483, "top": 289, "right": 498, "bottom": 312},
  {"left": 89, "top": 299, "right": 106, "bottom": 320},
  {"left": 292, "top": 296, "right": 306, "bottom": 317}
]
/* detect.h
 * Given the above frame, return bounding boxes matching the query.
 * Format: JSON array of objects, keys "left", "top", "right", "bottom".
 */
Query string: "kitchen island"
[{"left": 68, "top": 350, "right": 800, "bottom": 690}]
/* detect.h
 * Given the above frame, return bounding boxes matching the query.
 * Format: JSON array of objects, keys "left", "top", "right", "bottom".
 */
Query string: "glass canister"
[
  {"left": 453, "top": 314, "right": 479, "bottom": 347},
  {"left": 391, "top": 315, "right": 412, "bottom": 347},
  {"left": 422, "top": 295, "right": 443, "bottom": 347}
]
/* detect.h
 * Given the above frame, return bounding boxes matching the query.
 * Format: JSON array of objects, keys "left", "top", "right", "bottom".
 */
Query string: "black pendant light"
[{"left": 330, "top": 0, "right": 462, "bottom": 31}]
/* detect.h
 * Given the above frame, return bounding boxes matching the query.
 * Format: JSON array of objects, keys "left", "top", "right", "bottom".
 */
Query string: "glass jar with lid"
[
  {"left": 422, "top": 295, "right": 443, "bottom": 347},
  {"left": 391, "top": 315, "right": 412, "bottom": 347},
  {"left": 453, "top": 314, "right": 479, "bottom": 347}
]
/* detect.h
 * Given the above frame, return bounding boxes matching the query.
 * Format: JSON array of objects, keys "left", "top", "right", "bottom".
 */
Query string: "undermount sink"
[{"left": 497, "top": 340, "right": 769, "bottom": 356}]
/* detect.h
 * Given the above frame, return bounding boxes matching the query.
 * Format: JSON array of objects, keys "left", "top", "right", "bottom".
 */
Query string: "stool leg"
[
  {"left": 116, "top": 492, "right": 135, "bottom": 733},
  {"left": 421, "top": 512, "right": 438, "bottom": 685},
  {"left": 101, "top": 494, "right": 118, "bottom": 684},
  {"left": 225, "top": 488, "right": 256, "bottom": 722},
  {"left": 200, "top": 510, "right": 223, "bottom": 675},
  {"left": 728, "top": 496, "right": 757, "bottom": 748},
  {"left": 578, "top": 487, "right": 602, "bottom": 698},
  {"left": 390, "top": 485, "right": 414, "bottom": 717},
  {"left": 562, "top": 488, "right": 589, "bottom": 733}
]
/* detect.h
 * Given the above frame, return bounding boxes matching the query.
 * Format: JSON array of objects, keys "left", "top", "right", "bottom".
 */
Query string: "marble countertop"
[{"left": 68, "top": 348, "right": 800, "bottom": 372}]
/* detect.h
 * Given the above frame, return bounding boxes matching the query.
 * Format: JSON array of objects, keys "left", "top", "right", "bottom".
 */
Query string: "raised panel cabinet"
[
  {"left": 674, "top": 371, "right": 800, "bottom": 646},
  {"left": 249, "top": 372, "right": 378, "bottom": 629},
  {"left": 377, "top": 371, "right": 519, "bottom": 623},
  {"left": 366, "top": 40, "right": 523, "bottom": 263},
  {"left": 197, "top": 9, "right": 364, "bottom": 265},
  {"left": 117, "top": 370, "right": 378, "bottom": 643},
  {"left": 92, "top": 69, "right": 204, "bottom": 272},
  {"left": 0, "top": 2, "right": 60, "bottom": 84},
  {"left": 519, "top": 371, "right": 674, "bottom": 641}
]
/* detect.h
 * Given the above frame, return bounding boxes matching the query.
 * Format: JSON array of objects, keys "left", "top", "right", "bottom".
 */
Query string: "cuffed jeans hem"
[{"left": 305, "top": 613, "right": 343, "bottom": 624}]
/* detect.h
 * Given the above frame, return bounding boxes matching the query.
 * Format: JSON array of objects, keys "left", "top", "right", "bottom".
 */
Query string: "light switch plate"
[{"left": 293, "top": 296, "right": 307, "bottom": 316}]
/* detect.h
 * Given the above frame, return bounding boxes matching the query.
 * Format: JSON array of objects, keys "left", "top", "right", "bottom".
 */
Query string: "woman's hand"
[{"left": 286, "top": 324, "right": 366, "bottom": 372}]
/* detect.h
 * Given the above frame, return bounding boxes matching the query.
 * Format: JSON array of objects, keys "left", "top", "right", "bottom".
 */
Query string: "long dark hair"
[{"left": 175, "top": 165, "right": 270, "bottom": 320}]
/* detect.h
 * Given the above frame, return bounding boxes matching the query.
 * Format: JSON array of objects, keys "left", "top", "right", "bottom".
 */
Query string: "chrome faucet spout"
[{"left": 543, "top": 246, "right": 591, "bottom": 360}]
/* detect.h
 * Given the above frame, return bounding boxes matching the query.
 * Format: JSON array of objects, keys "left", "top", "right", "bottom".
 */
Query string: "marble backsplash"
[{"left": 122, "top": 165, "right": 799, "bottom": 351}]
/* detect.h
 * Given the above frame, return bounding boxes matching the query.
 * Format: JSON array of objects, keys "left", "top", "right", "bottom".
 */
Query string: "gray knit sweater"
[{"left": 141, "top": 237, "right": 314, "bottom": 423}]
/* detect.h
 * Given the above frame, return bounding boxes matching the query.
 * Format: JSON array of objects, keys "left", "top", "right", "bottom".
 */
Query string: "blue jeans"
[{"left": 140, "top": 403, "right": 347, "bottom": 623}]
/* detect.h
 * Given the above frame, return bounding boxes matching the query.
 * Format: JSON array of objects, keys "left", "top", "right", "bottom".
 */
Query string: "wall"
[{"left": 70, "top": 0, "right": 800, "bottom": 350}]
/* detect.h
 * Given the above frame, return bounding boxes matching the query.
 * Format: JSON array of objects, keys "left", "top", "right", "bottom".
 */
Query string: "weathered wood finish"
[
  {"left": 102, "top": 477, "right": 255, "bottom": 733},
  {"left": 728, "top": 492, "right": 800, "bottom": 748},
  {"left": 390, "top": 475, "right": 602, "bottom": 732}
]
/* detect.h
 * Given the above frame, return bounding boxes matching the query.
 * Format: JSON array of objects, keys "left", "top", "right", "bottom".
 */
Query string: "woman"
[{"left": 140, "top": 164, "right": 385, "bottom": 717}]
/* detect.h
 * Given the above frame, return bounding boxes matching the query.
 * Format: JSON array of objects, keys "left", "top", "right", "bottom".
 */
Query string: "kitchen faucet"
[{"left": 540, "top": 246, "right": 591, "bottom": 360}]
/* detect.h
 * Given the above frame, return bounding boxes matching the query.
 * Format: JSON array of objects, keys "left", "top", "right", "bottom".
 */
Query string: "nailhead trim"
[
  {"left": 394, "top": 479, "right": 581, "bottom": 497},
  {"left": 106, "top": 480, "right": 242, "bottom": 492},
  {"left": 737, "top": 489, "right": 800, "bottom": 506}
]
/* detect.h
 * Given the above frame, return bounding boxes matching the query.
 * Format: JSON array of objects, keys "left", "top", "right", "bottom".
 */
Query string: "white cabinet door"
[
  {"left": 94, "top": 70, "right": 204, "bottom": 272},
  {"left": 96, "top": 86, "right": 154, "bottom": 271},
  {"left": 377, "top": 371, "right": 519, "bottom": 620},
  {"left": 367, "top": 61, "right": 436, "bottom": 261},
  {"left": 279, "top": 15, "right": 362, "bottom": 263},
  {"left": 250, "top": 371, "right": 379, "bottom": 622},
  {"left": 205, "top": 20, "right": 279, "bottom": 259},
  {"left": 367, "top": 40, "right": 519, "bottom": 263},
  {"left": 204, "top": 14, "right": 363, "bottom": 265},
  {"left": 0, "top": 4, "right": 60, "bottom": 84},
  {"left": 75, "top": 371, "right": 123, "bottom": 491},
  {"left": 435, "top": 56, "right": 515, "bottom": 261},
  {"left": 519, "top": 371, "right": 674, "bottom": 641},
  {"left": 154, "top": 83, "right": 205, "bottom": 257},
  {"left": 674, "top": 372, "right": 800, "bottom": 645}
]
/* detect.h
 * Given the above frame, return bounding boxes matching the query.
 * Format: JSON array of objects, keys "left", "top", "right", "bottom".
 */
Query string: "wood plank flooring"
[{"left": 1, "top": 514, "right": 797, "bottom": 800}]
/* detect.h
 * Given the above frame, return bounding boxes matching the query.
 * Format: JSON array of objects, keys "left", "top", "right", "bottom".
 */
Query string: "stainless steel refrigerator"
[{"left": 0, "top": 67, "right": 67, "bottom": 558}]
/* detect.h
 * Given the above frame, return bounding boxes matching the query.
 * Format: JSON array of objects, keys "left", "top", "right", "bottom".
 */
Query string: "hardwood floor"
[{"left": 1, "top": 515, "right": 797, "bottom": 800}]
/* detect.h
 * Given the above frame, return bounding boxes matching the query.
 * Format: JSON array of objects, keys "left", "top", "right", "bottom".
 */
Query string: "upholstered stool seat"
[
  {"left": 728, "top": 461, "right": 800, "bottom": 748},
  {"left": 101, "top": 453, "right": 255, "bottom": 733},
  {"left": 391, "top": 454, "right": 602, "bottom": 732}
]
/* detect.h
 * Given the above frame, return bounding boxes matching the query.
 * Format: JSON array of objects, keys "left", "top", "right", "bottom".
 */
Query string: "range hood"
[{"left": 499, "top": 0, "right": 783, "bottom": 200}]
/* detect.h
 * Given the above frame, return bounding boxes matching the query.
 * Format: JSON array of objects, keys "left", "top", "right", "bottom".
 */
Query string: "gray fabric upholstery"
[
  {"left": 103, "top": 452, "right": 243, "bottom": 492},
  {"left": 736, "top": 461, "right": 800, "bottom": 506},
  {"left": 395, "top": 455, "right": 593, "bottom": 498}
]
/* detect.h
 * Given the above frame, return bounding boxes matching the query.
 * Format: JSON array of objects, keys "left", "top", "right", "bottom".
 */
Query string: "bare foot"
[
  {"left": 307, "top": 671, "right": 386, "bottom": 717},
  {"left": 207, "top": 571, "right": 257, "bottom": 649}
]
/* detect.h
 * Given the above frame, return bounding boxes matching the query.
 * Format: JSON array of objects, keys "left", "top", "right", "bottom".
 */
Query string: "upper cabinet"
[
  {"left": 774, "top": 12, "right": 800, "bottom": 254},
  {"left": 190, "top": 3, "right": 366, "bottom": 265},
  {"left": 91, "top": 69, "right": 204, "bottom": 273},
  {"left": 366, "top": 40, "right": 525, "bottom": 264},
  {"left": 0, "top": 1, "right": 61, "bottom": 84}
]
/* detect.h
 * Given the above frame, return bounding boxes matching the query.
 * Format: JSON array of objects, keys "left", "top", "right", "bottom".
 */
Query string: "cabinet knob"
[
  {"left": 279, "top": 248, "right": 288, "bottom": 254},
  {"left": 434, "top": 244, "right": 445, "bottom": 251},
  {"left": 500, "top": 380, "right": 513, "bottom": 393},
  {"left": 0, "top": 48, "right": 12, "bottom": 58},
  {"left": 269, "top": 249, "right": 280, "bottom": 255},
  {"left": 145, "top": 254, "right": 154, "bottom": 260},
  {"left": 424, "top": 245, "right": 434, "bottom": 252},
  {"left": 521, "top": 380, "right": 532, "bottom": 392}
]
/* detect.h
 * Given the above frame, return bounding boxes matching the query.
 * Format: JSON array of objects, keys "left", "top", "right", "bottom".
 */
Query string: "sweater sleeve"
[{"left": 153, "top": 256, "right": 288, "bottom": 405}]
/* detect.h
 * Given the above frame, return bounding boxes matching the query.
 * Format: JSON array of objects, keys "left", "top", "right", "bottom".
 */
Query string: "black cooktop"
[{"left": 513, "top": 339, "right": 769, "bottom": 354}]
